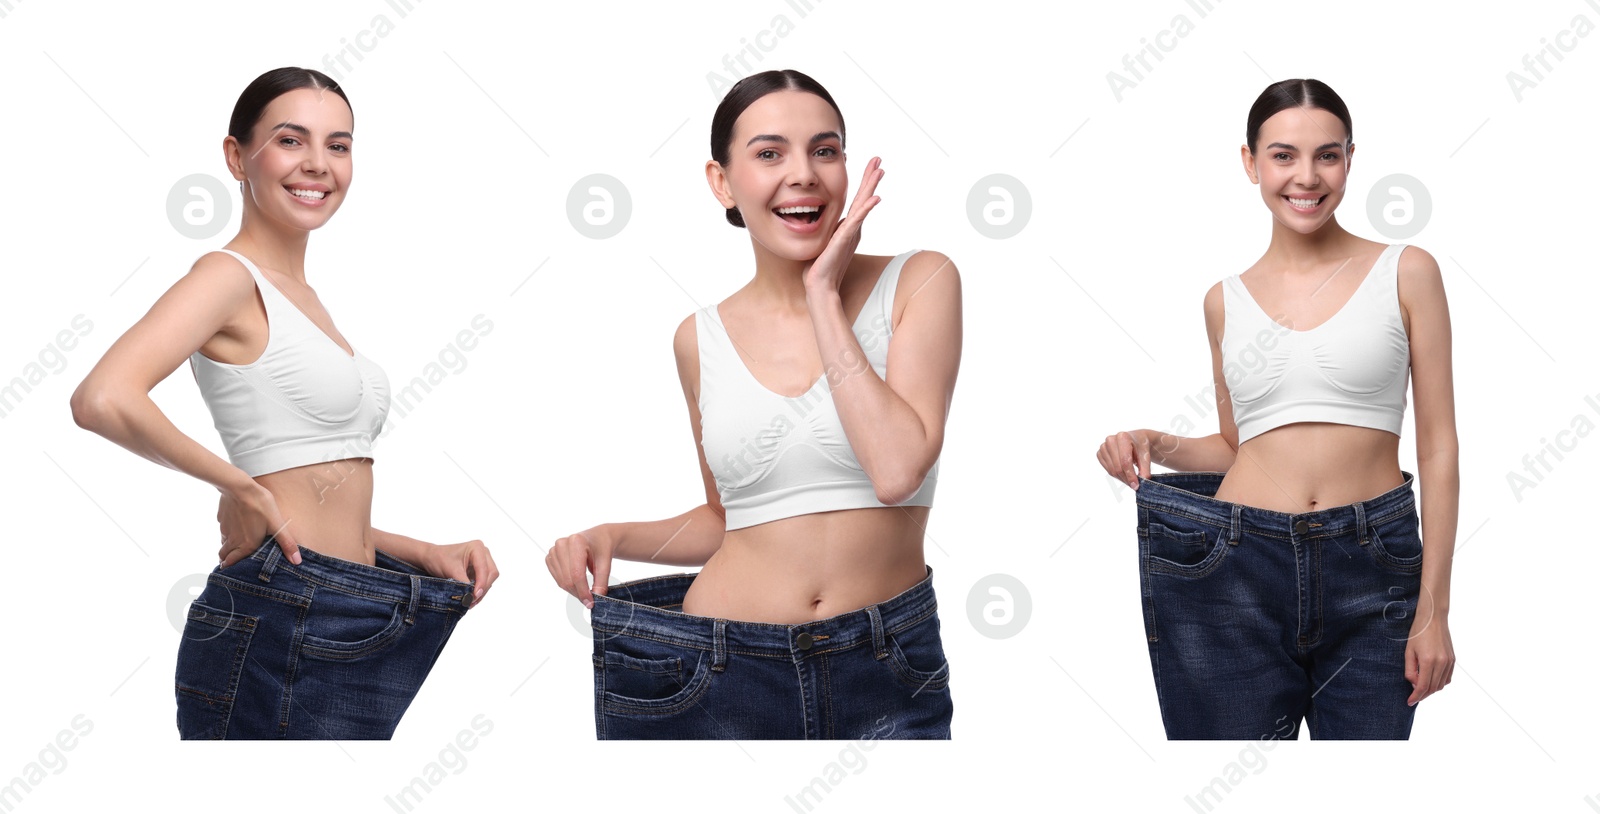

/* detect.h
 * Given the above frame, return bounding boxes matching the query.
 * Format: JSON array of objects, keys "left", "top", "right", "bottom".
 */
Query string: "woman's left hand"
[
  {"left": 1404, "top": 589, "right": 1454, "bottom": 705},
  {"left": 423, "top": 539, "right": 500, "bottom": 607},
  {"left": 803, "top": 156, "right": 885, "bottom": 294}
]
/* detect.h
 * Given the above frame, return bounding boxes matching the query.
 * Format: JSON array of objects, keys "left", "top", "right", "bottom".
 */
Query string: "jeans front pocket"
[
  {"left": 883, "top": 613, "right": 951, "bottom": 693},
  {"left": 1363, "top": 509, "right": 1425, "bottom": 574},
  {"left": 1141, "top": 510, "right": 1231, "bottom": 578},
  {"left": 299, "top": 590, "right": 409, "bottom": 661},
  {"left": 595, "top": 636, "right": 713, "bottom": 716},
  {"left": 175, "top": 599, "right": 257, "bottom": 740}
]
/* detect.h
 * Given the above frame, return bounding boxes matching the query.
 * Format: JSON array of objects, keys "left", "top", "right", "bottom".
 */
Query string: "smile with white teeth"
[
  {"left": 775, "top": 204, "right": 823, "bottom": 224},
  {"left": 287, "top": 187, "right": 327, "bottom": 200},
  {"left": 1285, "top": 195, "right": 1325, "bottom": 210}
]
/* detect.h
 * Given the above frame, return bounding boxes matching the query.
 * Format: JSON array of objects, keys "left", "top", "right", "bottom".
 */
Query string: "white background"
[{"left": 2, "top": 0, "right": 1595, "bottom": 811}]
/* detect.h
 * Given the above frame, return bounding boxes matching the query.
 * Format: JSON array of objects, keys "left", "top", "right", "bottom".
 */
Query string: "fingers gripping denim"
[
  {"left": 1135, "top": 471, "right": 1425, "bottom": 740},
  {"left": 174, "top": 544, "right": 474, "bottom": 739},
  {"left": 589, "top": 568, "right": 953, "bottom": 740}
]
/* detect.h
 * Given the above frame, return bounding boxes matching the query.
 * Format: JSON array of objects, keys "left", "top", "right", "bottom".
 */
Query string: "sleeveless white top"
[
  {"left": 188, "top": 250, "right": 391, "bottom": 476},
  {"left": 695, "top": 250, "right": 939, "bottom": 530},
  {"left": 1220, "top": 244, "right": 1411, "bottom": 444}
]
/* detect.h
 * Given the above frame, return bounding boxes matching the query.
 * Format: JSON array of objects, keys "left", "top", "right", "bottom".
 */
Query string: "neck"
[
  {"left": 747, "top": 236, "right": 814, "bottom": 314},
  {"left": 232, "top": 204, "right": 311, "bottom": 281},
  {"left": 1264, "top": 214, "right": 1354, "bottom": 266}
]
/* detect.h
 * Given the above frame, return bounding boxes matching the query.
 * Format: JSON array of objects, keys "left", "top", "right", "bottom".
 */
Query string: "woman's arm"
[
  {"left": 371, "top": 527, "right": 500, "bottom": 605},
  {"left": 808, "top": 249, "right": 962, "bottom": 504},
  {"left": 70, "top": 251, "right": 302, "bottom": 564},
  {"left": 1100, "top": 281, "right": 1239, "bottom": 487},
  {"left": 545, "top": 313, "right": 730, "bottom": 607},
  {"left": 1399, "top": 246, "right": 1459, "bottom": 704}
]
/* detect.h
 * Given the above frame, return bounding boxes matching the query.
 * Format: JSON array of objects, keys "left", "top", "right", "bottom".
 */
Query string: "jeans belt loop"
[
  {"left": 711, "top": 619, "right": 728, "bottom": 672},
  {"left": 257, "top": 542, "right": 282, "bottom": 583},
  {"left": 404, "top": 575, "right": 421, "bottom": 624},
  {"left": 1228, "top": 504, "right": 1243, "bottom": 546},
  {"left": 1354, "top": 500, "right": 1369, "bottom": 546},
  {"left": 867, "top": 604, "right": 888, "bottom": 660}
]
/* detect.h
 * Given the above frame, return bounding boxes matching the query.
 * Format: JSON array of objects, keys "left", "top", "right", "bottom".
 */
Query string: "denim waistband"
[
  {"left": 247, "top": 543, "right": 474, "bottom": 614},
  {"left": 589, "top": 567, "right": 940, "bottom": 662},
  {"left": 1135, "top": 470, "right": 1417, "bottom": 542}
]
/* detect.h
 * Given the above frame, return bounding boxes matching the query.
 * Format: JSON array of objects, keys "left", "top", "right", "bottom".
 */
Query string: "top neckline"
[
  {"left": 1233, "top": 244, "right": 1401, "bottom": 335},
  {"left": 217, "top": 249, "right": 358, "bottom": 360},
  {"left": 708, "top": 253, "right": 904, "bottom": 400}
]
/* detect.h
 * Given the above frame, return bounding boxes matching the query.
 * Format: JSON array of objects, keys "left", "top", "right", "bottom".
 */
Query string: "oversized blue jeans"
[
  {"left": 174, "top": 543, "right": 474, "bottom": 739},
  {"left": 1135, "top": 471, "right": 1425, "bottom": 739}
]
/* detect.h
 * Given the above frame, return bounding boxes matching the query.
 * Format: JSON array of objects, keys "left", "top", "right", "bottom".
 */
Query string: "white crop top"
[
  {"left": 696, "top": 250, "right": 938, "bottom": 530},
  {"left": 188, "top": 250, "right": 391, "bottom": 476},
  {"left": 1221, "top": 243, "right": 1410, "bottom": 444}
]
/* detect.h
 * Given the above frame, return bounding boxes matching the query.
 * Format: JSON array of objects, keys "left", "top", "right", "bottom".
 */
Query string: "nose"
[
  {"left": 300, "top": 146, "right": 329, "bottom": 176},
  {"left": 787, "top": 154, "right": 818, "bottom": 188},
  {"left": 1295, "top": 157, "right": 1319, "bottom": 189}
]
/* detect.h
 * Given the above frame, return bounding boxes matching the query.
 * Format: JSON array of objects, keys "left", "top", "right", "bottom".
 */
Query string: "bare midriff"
[
  {"left": 681, "top": 506, "right": 930, "bottom": 624},
  {"left": 1215, "top": 422, "right": 1405, "bottom": 513},
  {"left": 254, "top": 457, "right": 377, "bottom": 565}
]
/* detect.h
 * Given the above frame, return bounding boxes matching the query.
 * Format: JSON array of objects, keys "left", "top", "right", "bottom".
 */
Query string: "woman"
[
  {"left": 1096, "top": 78, "right": 1458, "bottom": 740},
  {"left": 70, "top": 67, "right": 499, "bottom": 740},
  {"left": 545, "top": 69, "right": 962, "bottom": 740}
]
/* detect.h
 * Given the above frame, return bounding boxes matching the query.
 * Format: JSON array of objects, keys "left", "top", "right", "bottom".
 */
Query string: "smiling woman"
[
  {"left": 1096, "top": 78, "right": 1460, "bottom": 740},
  {"left": 546, "top": 69, "right": 964, "bottom": 741},
  {"left": 69, "top": 67, "right": 500, "bottom": 740}
]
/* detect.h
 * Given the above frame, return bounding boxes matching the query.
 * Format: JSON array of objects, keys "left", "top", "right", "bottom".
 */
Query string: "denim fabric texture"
[
  {"left": 590, "top": 568, "right": 953, "bottom": 740},
  {"left": 1135, "top": 471, "right": 1425, "bottom": 740},
  {"left": 174, "top": 542, "right": 474, "bottom": 739}
]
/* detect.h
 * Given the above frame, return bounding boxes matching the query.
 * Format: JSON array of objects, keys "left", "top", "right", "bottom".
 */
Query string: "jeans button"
[
  {"left": 796, "top": 632, "right": 813, "bottom": 650},
  {"left": 1293, "top": 519, "right": 1309, "bottom": 535}
]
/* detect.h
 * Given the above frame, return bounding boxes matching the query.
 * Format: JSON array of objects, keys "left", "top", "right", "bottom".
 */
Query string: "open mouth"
[
  {"left": 1284, "top": 194, "right": 1326, "bottom": 212},
  {"left": 774, "top": 204, "right": 824, "bottom": 225},
  {"left": 286, "top": 187, "right": 328, "bottom": 202}
]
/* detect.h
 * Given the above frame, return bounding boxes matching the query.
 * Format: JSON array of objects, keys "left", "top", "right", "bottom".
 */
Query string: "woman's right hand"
[
  {"left": 1097, "top": 430, "right": 1152, "bottom": 490},
  {"left": 216, "top": 481, "right": 302, "bottom": 567},
  {"left": 546, "top": 526, "right": 614, "bottom": 609}
]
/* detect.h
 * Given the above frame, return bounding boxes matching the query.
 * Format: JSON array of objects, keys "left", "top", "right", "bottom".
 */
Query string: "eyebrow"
[
  {"left": 266, "top": 121, "right": 354, "bottom": 140},
  {"left": 745, "top": 130, "right": 843, "bottom": 148},
  {"left": 1264, "top": 141, "right": 1344, "bottom": 152}
]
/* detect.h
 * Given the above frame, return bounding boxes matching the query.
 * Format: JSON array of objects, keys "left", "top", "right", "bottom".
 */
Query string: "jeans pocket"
[
  {"left": 883, "top": 614, "right": 951, "bottom": 693},
  {"left": 1141, "top": 512, "right": 1230, "bottom": 577},
  {"left": 595, "top": 637, "right": 713, "bottom": 715},
  {"left": 175, "top": 600, "right": 257, "bottom": 740},
  {"left": 1364, "top": 510, "right": 1424, "bottom": 574},
  {"left": 299, "top": 591, "right": 409, "bottom": 661}
]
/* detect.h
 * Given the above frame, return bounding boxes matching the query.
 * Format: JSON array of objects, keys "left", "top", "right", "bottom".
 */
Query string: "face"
[
  {"left": 707, "top": 90, "right": 847, "bottom": 261},
  {"left": 1241, "top": 106, "right": 1352, "bottom": 233},
  {"left": 225, "top": 86, "right": 354, "bottom": 232}
]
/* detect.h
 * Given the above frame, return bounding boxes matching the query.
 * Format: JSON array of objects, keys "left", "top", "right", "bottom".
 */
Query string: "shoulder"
[
  {"left": 899, "top": 249, "right": 959, "bottom": 287},
  {"left": 1395, "top": 244, "right": 1442, "bottom": 280},
  {"left": 176, "top": 251, "right": 257, "bottom": 305},
  {"left": 889, "top": 250, "right": 960, "bottom": 306},
  {"left": 1393, "top": 245, "right": 1445, "bottom": 313}
]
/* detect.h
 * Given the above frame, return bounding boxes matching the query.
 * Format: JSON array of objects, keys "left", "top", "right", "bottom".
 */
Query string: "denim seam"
[
  {"left": 206, "top": 574, "right": 311, "bottom": 608},
  {"left": 176, "top": 606, "right": 256, "bottom": 739}
]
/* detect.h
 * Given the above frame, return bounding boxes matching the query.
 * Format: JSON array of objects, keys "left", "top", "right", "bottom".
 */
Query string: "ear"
[
  {"left": 1240, "top": 144, "right": 1259, "bottom": 185},
  {"left": 1345, "top": 142, "right": 1355, "bottom": 173},
  {"left": 223, "top": 136, "right": 247, "bottom": 182},
  {"left": 705, "top": 159, "right": 736, "bottom": 210}
]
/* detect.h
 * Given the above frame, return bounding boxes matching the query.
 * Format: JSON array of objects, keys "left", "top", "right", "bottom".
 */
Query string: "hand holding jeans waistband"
[
  {"left": 422, "top": 539, "right": 500, "bottom": 607},
  {"left": 1097, "top": 429, "right": 1153, "bottom": 490},
  {"left": 546, "top": 526, "right": 614, "bottom": 610}
]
